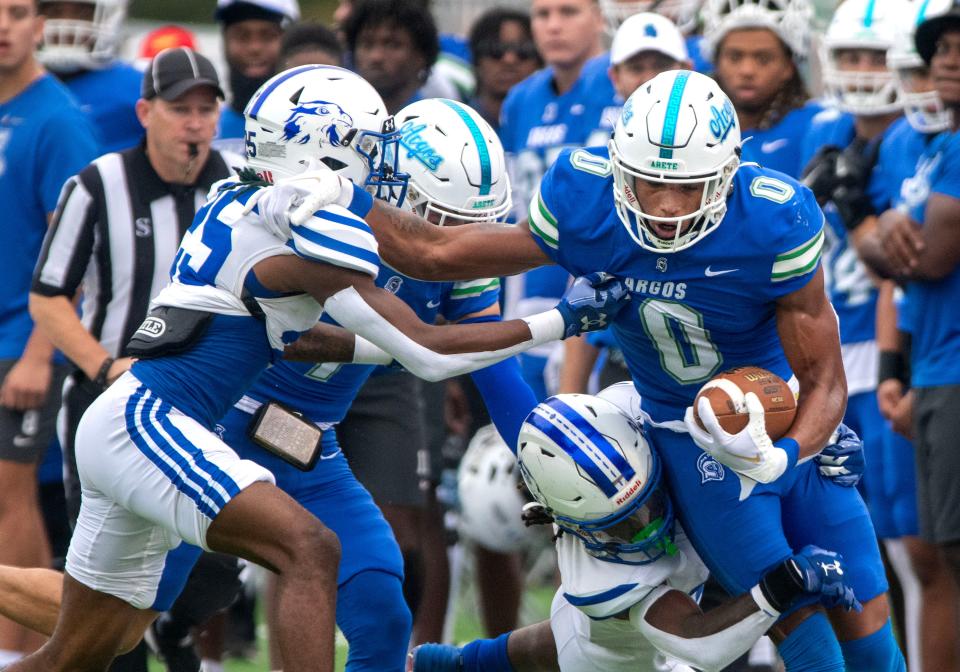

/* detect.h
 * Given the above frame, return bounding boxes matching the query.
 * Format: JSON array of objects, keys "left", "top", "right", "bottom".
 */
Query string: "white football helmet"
[
  {"left": 457, "top": 425, "right": 532, "bottom": 553},
  {"left": 395, "top": 99, "right": 511, "bottom": 226},
  {"left": 821, "top": 0, "right": 904, "bottom": 115},
  {"left": 517, "top": 393, "right": 675, "bottom": 565},
  {"left": 888, "top": 0, "right": 953, "bottom": 132},
  {"left": 599, "top": 0, "right": 702, "bottom": 36},
  {"left": 700, "top": 0, "right": 812, "bottom": 62},
  {"left": 37, "top": 0, "right": 127, "bottom": 73},
  {"left": 609, "top": 70, "right": 741, "bottom": 252},
  {"left": 244, "top": 65, "right": 408, "bottom": 203}
]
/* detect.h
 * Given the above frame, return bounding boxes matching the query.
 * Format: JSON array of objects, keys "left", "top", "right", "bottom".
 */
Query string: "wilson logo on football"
[{"left": 136, "top": 317, "right": 166, "bottom": 339}]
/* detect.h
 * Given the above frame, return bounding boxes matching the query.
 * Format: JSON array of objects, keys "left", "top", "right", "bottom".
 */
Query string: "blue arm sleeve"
[{"left": 461, "top": 315, "right": 539, "bottom": 453}]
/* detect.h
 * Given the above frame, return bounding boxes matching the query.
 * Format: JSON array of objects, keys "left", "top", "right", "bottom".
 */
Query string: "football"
[{"left": 693, "top": 366, "right": 797, "bottom": 440}]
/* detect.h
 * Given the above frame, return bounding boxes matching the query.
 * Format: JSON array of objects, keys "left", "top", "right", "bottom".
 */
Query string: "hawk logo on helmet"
[{"left": 282, "top": 100, "right": 353, "bottom": 146}]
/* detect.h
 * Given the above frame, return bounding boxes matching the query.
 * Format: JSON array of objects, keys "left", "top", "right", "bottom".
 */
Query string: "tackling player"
[
  {"left": 314, "top": 69, "right": 907, "bottom": 670},
  {"left": 5, "top": 66, "right": 626, "bottom": 672},
  {"left": 409, "top": 384, "right": 861, "bottom": 672}
]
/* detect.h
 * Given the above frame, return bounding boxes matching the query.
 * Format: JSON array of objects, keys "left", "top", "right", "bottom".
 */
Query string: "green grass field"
[{"left": 147, "top": 581, "right": 556, "bottom": 671}]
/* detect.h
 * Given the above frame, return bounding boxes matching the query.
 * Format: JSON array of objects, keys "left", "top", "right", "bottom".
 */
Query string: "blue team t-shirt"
[
  {"left": 742, "top": 101, "right": 823, "bottom": 179},
  {"left": 0, "top": 74, "right": 98, "bottom": 359},
  {"left": 63, "top": 61, "right": 143, "bottom": 153},
  {"left": 893, "top": 130, "right": 960, "bottom": 387},
  {"left": 527, "top": 147, "right": 824, "bottom": 418}
]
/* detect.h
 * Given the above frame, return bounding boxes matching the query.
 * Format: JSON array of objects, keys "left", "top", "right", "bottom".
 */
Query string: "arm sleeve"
[
  {"left": 461, "top": 315, "right": 539, "bottom": 451},
  {"left": 633, "top": 586, "right": 778, "bottom": 672},
  {"left": 31, "top": 174, "right": 97, "bottom": 297},
  {"left": 321, "top": 286, "right": 565, "bottom": 382}
]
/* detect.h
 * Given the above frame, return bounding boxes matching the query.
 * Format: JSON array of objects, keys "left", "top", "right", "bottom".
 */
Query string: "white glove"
[
  {"left": 683, "top": 392, "right": 788, "bottom": 484},
  {"left": 240, "top": 166, "right": 354, "bottom": 232}
]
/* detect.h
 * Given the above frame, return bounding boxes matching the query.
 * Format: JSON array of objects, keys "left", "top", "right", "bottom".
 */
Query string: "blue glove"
[
  {"left": 791, "top": 545, "right": 862, "bottom": 612},
  {"left": 555, "top": 272, "right": 630, "bottom": 339},
  {"left": 815, "top": 423, "right": 864, "bottom": 487}
]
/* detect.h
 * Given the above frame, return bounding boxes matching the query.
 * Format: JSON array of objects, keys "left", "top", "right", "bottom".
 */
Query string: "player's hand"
[
  {"left": 791, "top": 545, "right": 862, "bottom": 612},
  {"left": 684, "top": 393, "right": 789, "bottom": 483},
  {"left": 815, "top": 423, "right": 864, "bottom": 487},
  {"left": 0, "top": 357, "right": 52, "bottom": 411},
  {"left": 890, "top": 389, "right": 914, "bottom": 440},
  {"left": 801, "top": 145, "right": 843, "bottom": 205},
  {"left": 555, "top": 273, "right": 630, "bottom": 339},
  {"left": 281, "top": 168, "right": 354, "bottom": 226},
  {"left": 876, "top": 209, "right": 924, "bottom": 277},
  {"left": 876, "top": 378, "right": 905, "bottom": 420}
]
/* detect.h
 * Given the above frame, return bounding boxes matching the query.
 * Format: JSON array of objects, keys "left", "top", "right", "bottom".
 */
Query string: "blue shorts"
[
  {"left": 217, "top": 406, "right": 404, "bottom": 586},
  {"left": 843, "top": 392, "right": 918, "bottom": 539},
  {"left": 648, "top": 425, "right": 888, "bottom": 604}
]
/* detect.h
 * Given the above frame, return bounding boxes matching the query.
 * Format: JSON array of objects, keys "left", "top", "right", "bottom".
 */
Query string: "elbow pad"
[
  {"left": 322, "top": 286, "right": 564, "bottom": 382},
  {"left": 632, "top": 586, "right": 777, "bottom": 672}
]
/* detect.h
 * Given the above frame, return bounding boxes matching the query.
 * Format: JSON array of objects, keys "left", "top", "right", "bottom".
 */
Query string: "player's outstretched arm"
[
  {"left": 256, "top": 257, "right": 628, "bottom": 381},
  {"left": 637, "top": 546, "right": 860, "bottom": 672},
  {"left": 365, "top": 201, "right": 552, "bottom": 281},
  {"left": 776, "top": 266, "right": 847, "bottom": 460},
  {"left": 0, "top": 565, "right": 65, "bottom": 637}
]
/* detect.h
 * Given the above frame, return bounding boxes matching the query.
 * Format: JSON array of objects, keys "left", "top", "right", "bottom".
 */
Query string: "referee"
[{"left": 29, "top": 47, "right": 242, "bottom": 672}]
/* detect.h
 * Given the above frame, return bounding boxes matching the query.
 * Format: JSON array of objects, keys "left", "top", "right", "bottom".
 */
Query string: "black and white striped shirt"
[{"left": 32, "top": 143, "right": 241, "bottom": 359}]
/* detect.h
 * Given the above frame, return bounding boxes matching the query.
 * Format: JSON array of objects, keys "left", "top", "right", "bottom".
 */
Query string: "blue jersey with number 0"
[{"left": 527, "top": 147, "right": 824, "bottom": 419}]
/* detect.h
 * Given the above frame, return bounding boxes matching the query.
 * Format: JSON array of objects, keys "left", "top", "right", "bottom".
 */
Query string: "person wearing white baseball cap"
[{"left": 608, "top": 12, "right": 692, "bottom": 99}]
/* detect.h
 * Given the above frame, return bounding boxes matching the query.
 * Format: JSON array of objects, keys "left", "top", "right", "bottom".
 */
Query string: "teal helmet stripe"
[
  {"left": 917, "top": 0, "right": 931, "bottom": 23},
  {"left": 659, "top": 71, "right": 690, "bottom": 160},
  {"left": 863, "top": 0, "right": 876, "bottom": 27},
  {"left": 439, "top": 99, "right": 492, "bottom": 196}
]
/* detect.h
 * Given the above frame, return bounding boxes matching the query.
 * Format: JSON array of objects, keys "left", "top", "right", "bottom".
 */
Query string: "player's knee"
[{"left": 284, "top": 518, "right": 340, "bottom": 574}]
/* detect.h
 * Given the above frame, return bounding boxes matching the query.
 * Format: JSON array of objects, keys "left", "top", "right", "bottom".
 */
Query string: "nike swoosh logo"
[
  {"left": 426, "top": 299, "right": 442, "bottom": 308},
  {"left": 704, "top": 266, "right": 739, "bottom": 277},
  {"left": 761, "top": 139, "right": 788, "bottom": 153}
]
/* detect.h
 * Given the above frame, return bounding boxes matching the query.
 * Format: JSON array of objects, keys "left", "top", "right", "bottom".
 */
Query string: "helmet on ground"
[
  {"left": 517, "top": 393, "right": 675, "bottom": 565},
  {"left": 244, "top": 65, "right": 408, "bottom": 204},
  {"left": 888, "top": 0, "right": 953, "bottom": 131},
  {"left": 821, "top": 0, "right": 905, "bottom": 114},
  {"left": 700, "top": 0, "right": 812, "bottom": 62},
  {"left": 38, "top": 0, "right": 128, "bottom": 73},
  {"left": 609, "top": 69, "right": 741, "bottom": 252},
  {"left": 395, "top": 99, "right": 511, "bottom": 226},
  {"left": 458, "top": 425, "right": 531, "bottom": 553}
]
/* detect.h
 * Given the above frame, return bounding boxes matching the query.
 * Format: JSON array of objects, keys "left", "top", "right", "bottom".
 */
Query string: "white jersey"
[{"left": 551, "top": 380, "right": 710, "bottom": 672}]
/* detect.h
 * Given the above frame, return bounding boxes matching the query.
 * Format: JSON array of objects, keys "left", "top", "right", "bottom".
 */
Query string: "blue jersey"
[
  {"left": 799, "top": 111, "right": 892, "bottom": 348},
  {"left": 0, "top": 74, "right": 98, "bottom": 359},
  {"left": 893, "top": 130, "right": 960, "bottom": 387},
  {"left": 877, "top": 117, "right": 927, "bottom": 205},
  {"left": 242, "top": 269, "right": 499, "bottom": 424},
  {"left": 63, "top": 62, "right": 143, "bottom": 153},
  {"left": 218, "top": 105, "right": 246, "bottom": 140},
  {"left": 528, "top": 148, "right": 824, "bottom": 419},
  {"left": 742, "top": 101, "right": 823, "bottom": 178}
]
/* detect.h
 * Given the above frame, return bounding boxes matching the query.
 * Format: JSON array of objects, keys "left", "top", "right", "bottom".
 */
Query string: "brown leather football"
[{"left": 693, "top": 366, "right": 797, "bottom": 440}]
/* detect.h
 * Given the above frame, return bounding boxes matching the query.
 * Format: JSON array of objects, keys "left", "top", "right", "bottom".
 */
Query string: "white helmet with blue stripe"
[
  {"left": 888, "top": 0, "right": 953, "bottom": 131},
  {"left": 394, "top": 99, "right": 511, "bottom": 226},
  {"left": 822, "top": 0, "right": 905, "bottom": 115},
  {"left": 609, "top": 69, "right": 741, "bottom": 253},
  {"left": 700, "top": 0, "right": 813, "bottom": 62},
  {"left": 517, "top": 393, "right": 676, "bottom": 565},
  {"left": 598, "top": 0, "right": 702, "bottom": 35},
  {"left": 38, "top": 0, "right": 128, "bottom": 73},
  {"left": 244, "top": 65, "right": 408, "bottom": 204}
]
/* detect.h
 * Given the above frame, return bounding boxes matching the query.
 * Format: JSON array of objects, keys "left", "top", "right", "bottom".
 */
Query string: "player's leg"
[
  {"left": 338, "top": 570, "right": 411, "bottom": 672},
  {"left": 408, "top": 622, "right": 557, "bottom": 672},
  {"left": 0, "top": 565, "right": 63, "bottom": 636},
  {"left": 647, "top": 426, "right": 846, "bottom": 669},
  {"left": 781, "top": 462, "right": 905, "bottom": 671}
]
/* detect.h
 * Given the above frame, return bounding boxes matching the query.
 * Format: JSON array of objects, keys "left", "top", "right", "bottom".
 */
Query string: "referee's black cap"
[
  {"left": 916, "top": 1, "right": 960, "bottom": 64},
  {"left": 142, "top": 47, "right": 225, "bottom": 102}
]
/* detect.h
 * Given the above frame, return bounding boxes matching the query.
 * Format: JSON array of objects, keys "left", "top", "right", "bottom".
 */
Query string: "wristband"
[
  {"left": 750, "top": 583, "right": 781, "bottom": 618},
  {"left": 352, "top": 336, "right": 394, "bottom": 365},
  {"left": 878, "top": 350, "right": 909, "bottom": 387},
  {"left": 522, "top": 310, "right": 565, "bottom": 344},
  {"left": 759, "top": 556, "right": 806, "bottom": 613},
  {"left": 774, "top": 437, "right": 799, "bottom": 470},
  {"left": 343, "top": 182, "right": 374, "bottom": 218},
  {"left": 93, "top": 356, "right": 115, "bottom": 388}
]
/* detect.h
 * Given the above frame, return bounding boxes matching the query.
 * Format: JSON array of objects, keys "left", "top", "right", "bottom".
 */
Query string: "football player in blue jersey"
[
  {"left": 36, "top": 0, "right": 142, "bottom": 153},
  {"left": 335, "top": 69, "right": 907, "bottom": 670},
  {"left": 700, "top": 0, "right": 821, "bottom": 177},
  {"left": 410, "top": 385, "right": 863, "bottom": 672},
  {"left": 5, "top": 64, "right": 626, "bottom": 672},
  {"left": 501, "top": 0, "right": 617, "bottom": 401}
]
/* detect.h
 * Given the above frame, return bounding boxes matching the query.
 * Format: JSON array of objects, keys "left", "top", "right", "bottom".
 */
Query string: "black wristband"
[
  {"left": 878, "top": 350, "right": 909, "bottom": 387},
  {"left": 759, "top": 557, "right": 806, "bottom": 613},
  {"left": 93, "top": 356, "right": 115, "bottom": 388}
]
